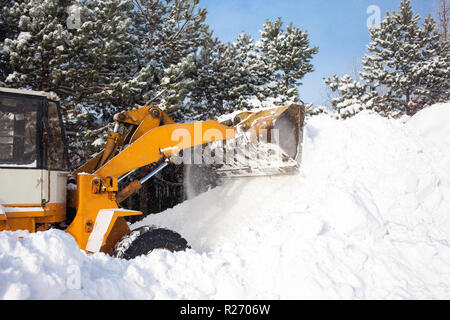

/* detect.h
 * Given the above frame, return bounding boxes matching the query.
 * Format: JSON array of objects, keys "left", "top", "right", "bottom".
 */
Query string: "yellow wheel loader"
[{"left": 0, "top": 87, "right": 305, "bottom": 259}]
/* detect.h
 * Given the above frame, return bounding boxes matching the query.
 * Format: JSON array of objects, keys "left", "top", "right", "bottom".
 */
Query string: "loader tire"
[{"left": 111, "top": 226, "right": 190, "bottom": 260}]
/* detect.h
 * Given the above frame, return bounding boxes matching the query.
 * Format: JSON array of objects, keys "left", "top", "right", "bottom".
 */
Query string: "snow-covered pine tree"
[
  {"left": 0, "top": 0, "right": 17, "bottom": 85},
  {"left": 306, "top": 105, "right": 331, "bottom": 118},
  {"left": 57, "top": 0, "right": 139, "bottom": 166},
  {"left": 161, "top": 37, "right": 235, "bottom": 121},
  {"left": 63, "top": 0, "right": 213, "bottom": 163},
  {"left": 63, "top": 0, "right": 138, "bottom": 116},
  {"left": 226, "top": 32, "right": 272, "bottom": 110},
  {"left": 407, "top": 15, "right": 450, "bottom": 110},
  {"left": 162, "top": 19, "right": 319, "bottom": 121},
  {"left": 361, "top": 0, "right": 449, "bottom": 116},
  {"left": 323, "top": 74, "right": 379, "bottom": 119},
  {"left": 257, "top": 18, "right": 318, "bottom": 105},
  {"left": 160, "top": 53, "right": 197, "bottom": 119},
  {"left": 2, "top": 0, "right": 75, "bottom": 91},
  {"left": 1, "top": 0, "right": 142, "bottom": 165},
  {"left": 130, "top": 0, "right": 212, "bottom": 107},
  {"left": 324, "top": 0, "right": 449, "bottom": 118},
  {"left": 161, "top": 32, "right": 273, "bottom": 121}
]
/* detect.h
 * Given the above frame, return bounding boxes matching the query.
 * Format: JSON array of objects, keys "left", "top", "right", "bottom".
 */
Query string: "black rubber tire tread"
[{"left": 112, "top": 226, "right": 190, "bottom": 260}]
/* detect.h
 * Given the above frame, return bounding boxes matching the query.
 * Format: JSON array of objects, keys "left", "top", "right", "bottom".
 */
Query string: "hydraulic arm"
[{"left": 66, "top": 106, "right": 236, "bottom": 253}]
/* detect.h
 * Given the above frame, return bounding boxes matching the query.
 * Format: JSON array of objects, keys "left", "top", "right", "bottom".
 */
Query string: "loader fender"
[{"left": 85, "top": 208, "right": 142, "bottom": 253}]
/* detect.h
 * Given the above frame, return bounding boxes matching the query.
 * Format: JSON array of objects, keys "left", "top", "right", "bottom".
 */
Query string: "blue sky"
[{"left": 199, "top": 0, "right": 438, "bottom": 106}]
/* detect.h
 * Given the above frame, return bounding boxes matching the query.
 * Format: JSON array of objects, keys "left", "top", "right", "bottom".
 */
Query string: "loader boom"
[{"left": 66, "top": 106, "right": 237, "bottom": 253}]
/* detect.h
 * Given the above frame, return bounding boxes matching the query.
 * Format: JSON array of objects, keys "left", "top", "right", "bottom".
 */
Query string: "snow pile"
[{"left": 1, "top": 103, "right": 450, "bottom": 299}]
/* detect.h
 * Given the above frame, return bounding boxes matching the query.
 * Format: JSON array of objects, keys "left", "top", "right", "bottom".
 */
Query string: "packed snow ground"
[{"left": 1, "top": 103, "right": 449, "bottom": 299}]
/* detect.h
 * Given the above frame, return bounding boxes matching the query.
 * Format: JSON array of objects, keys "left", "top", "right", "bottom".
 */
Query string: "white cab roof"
[{"left": 0, "top": 87, "right": 60, "bottom": 101}]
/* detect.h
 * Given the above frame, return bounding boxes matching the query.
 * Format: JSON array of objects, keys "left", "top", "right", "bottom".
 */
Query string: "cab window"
[{"left": 0, "top": 96, "right": 38, "bottom": 167}]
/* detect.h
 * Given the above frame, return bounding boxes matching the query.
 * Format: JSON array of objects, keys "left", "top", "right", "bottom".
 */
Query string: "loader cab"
[
  {"left": 0, "top": 88, "right": 70, "bottom": 232},
  {"left": 0, "top": 88, "right": 69, "bottom": 171}
]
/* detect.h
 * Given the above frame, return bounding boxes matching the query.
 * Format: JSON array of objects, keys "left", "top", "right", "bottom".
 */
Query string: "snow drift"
[{"left": 1, "top": 103, "right": 449, "bottom": 299}]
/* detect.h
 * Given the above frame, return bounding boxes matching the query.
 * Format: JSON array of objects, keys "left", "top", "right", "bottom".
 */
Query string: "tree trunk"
[
  {"left": 438, "top": 0, "right": 449, "bottom": 41},
  {"left": 405, "top": 89, "right": 411, "bottom": 115}
]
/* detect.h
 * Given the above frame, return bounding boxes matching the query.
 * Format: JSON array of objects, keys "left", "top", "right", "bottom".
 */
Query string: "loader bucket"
[
  {"left": 211, "top": 104, "right": 305, "bottom": 178},
  {"left": 233, "top": 104, "right": 304, "bottom": 160},
  {"left": 273, "top": 104, "right": 304, "bottom": 162}
]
